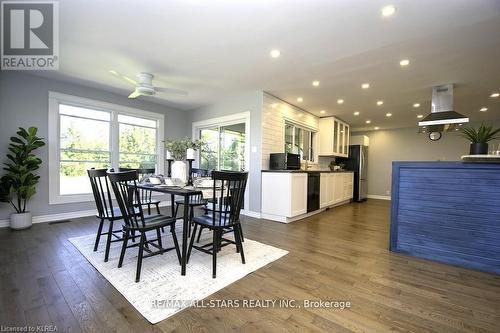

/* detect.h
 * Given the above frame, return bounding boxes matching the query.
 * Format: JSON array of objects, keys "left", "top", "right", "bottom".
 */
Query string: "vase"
[
  {"left": 10, "top": 212, "right": 32, "bottom": 230},
  {"left": 171, "top": 160, "right": 188, "bottom": 183},
  {"left": 470, "top": 143, "right": 488, "bottom": 155}
]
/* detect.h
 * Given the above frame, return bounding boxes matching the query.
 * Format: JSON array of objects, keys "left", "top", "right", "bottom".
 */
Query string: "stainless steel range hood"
[{"left": 418, "top": 84, "right": 469, "bottom": 133}]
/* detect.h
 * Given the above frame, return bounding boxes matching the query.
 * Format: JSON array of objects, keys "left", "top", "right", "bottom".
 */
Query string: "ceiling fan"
[{"left": 109, "top": 71, "right": 188, "bottom": 99}]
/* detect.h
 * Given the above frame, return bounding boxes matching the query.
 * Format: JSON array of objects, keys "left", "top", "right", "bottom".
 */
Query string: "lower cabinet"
[
  {"left": 262, "top": 172, "right": 307, "bottom": 218},
  {"left": 321, "top": 172, "right": 354, "bottom": 208}
]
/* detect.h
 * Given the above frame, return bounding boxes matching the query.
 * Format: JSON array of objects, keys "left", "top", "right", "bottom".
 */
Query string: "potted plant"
[
  {"left": 459, "top": 124, "right": 500, "bottom": 155},
  {"left": 0, "top": 127, "right": 45, "bottom": 230},
  {"left": 164, "top": 138, "right": 204, "bottom": 183}
]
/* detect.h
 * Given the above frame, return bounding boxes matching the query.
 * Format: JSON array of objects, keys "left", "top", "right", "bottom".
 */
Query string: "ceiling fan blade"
[
  {"left": 109, "top": 70, "right": 137, "bottom": 85},
  {"left": 128, "top": 90, "right": 142, "bottom": 99},
  {"left": 155, "top": 87, "right": 188, "bottom": 95}
]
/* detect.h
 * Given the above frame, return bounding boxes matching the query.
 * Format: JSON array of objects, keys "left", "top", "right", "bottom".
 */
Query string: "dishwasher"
[{"left": 307, "top": 172, "right": 320, "bottom": 212}]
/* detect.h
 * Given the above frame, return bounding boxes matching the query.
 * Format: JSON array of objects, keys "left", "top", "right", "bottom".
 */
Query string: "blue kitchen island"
[{"left": 390, "top": 161, "right": 500, "bottom": 275}]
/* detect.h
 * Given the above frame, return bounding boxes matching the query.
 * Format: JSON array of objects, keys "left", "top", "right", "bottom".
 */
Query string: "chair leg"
[
  {"left": 187, "top": 224, "right": 198, "bottom": 263},
  {"left": 234, "top": 224, "right": 246, "bottom": 264},
  {"left": 104, "top": 220, "right": 113, "bottom": 262},
  {"left": 170, "top": 225, "right": 181, "bottom": 265},
  {"left": 118, "top": 230, "right": 129, "bottom": 268},
  {"left": 131, "top": 229, "right": 136, "bottom": 242},
  {"left": 136, "top": 233, "right": 145, "bottom": 282},
  {"left": 239, "top": 223, "right": 245, "bottom": 242},
  {"left": 156, "top": 203, "right": 161, "bottom": 215},
  {"left": 174, "top": 202, "right": 180, "bottom": 218},
  {"left": 93, "top": 218, "right": 104, "bottom": 251},
  {"left": 212, "top": 229, "right": 218, "bottom": 279},
  {"left": 148, "top": 204, "right": 151, "bottom": 216},
  {"left": 196, "top": 226, "right": 204, "bottom": 243},
  {"left": 188, "top": 206, "right": 194, "bottom": 237},
  {"left": 156, "top": 228, "right": 163, "bottom": 253}
]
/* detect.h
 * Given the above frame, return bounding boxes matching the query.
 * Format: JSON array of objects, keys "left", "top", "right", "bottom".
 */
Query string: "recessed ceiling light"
[
  {"left": 297, "top": 97, "right": 303, "bottom": 102},
  {"left": 320, "top": 110, "right": 326, "bottom": 114},
  {"left": 399, "top": 59, "right": 410, "bottom": 66},
  {"left": 381, "top": 5, "right": 396, "bottom": 17},
  {"left": 298, "top": 113, "right": 303, "bottom": 117},
  {"left": 480, "top": 107, "right": 488, "bottom": 112},
  {"left": 386, "top": 113, "right": 392, "bottom": 117},
  {"left": 377, "top": 100, "right": 384, "bottom": 106},
  {"left": 374, "top": 127, "right": 380, "bottom": 130},
  {"left": 312, "top": 80, "right": 320, "bottom": 87},
  {"left": 413, "top": 103, "right": 420, "bottom": 108},
  {"left": 353, "top": 111, "right": 360, "bottom": 116},
  {"left": 417, "top": 114, "right": 423, "bottom": 118},
  {"left": 337, "top": 99, "right": 344, "bottom": 104},
  {"left": 491, "top": 93, "right": 499, "bottom": 98},
  {"left": 361, "top": 83, "right": 370, "bottom": 89},
  {"left": 272, "top": 103, "right": 278, "bottom": 108},
  {"left": 366, "top": 120, "right": 371, "bottom": 124},
  {"left": 270, "top": 49, "right": 281, "bottom": 58}
]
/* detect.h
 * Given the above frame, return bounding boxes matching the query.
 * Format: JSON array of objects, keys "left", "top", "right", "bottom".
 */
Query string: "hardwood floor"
[{"left": 1, "top": 199, "right": 499, "bottom": 332}]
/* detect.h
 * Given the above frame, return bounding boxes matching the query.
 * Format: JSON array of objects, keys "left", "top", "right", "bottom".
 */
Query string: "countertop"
[{"left": 261, "top": 169, "right": 354, "bottom": 173}]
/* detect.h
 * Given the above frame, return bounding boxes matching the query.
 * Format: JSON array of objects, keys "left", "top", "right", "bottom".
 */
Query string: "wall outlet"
[{"left": 386, "top": 190, "right": 390, "bottom": 195}]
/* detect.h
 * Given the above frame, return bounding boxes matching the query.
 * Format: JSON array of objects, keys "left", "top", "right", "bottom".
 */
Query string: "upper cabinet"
[{"left": 318, "top": 117, "right": 350, "bottom": 157}]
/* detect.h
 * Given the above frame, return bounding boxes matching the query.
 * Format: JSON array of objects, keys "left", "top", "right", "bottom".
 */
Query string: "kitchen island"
[
  {"left": 390, "top": 161, "right": 500, "bottom": 275},
  {"left": 261, "top": 170, "right": 354, "bottom": 223}
]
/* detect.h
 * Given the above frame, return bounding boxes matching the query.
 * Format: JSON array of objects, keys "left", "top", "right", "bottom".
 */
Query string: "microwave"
[{"left": 269, "top": 153, "right": 301, "bottom": 170}]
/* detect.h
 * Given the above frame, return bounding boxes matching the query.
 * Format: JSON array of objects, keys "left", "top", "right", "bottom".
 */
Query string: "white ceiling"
[{"left": 34, "top": 0, "right": 500, "bottom": 130}]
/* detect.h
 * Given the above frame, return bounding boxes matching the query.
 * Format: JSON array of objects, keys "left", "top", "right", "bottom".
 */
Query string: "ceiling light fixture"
[
  {"left": 374, "top": 127, "right": 380, "bottom": 130},
  {"left": 399, "top": 59, "right": 410, "bottom": 66},
  {"left": 491, "top": 93, "right": 499, "bottom": 98},
  {"left": 417, "top": 114, "right": 423, "bottom": 118},
  {"left": 381, "top": 5, "right": 396, "bottom": 17},
  {"left": 298, "top": 113, "right": 303, "bottom": 117},
  {"left": 386, "top": 113, "right": 392, "bottom": 117},
  {"left": 320, "top": 110, "right": 326, "bottom": 114},
  {"left": 353, "top": 111, "right": 360, "bottom": 116},
  {"left": 297, "top": 97, "right": 303, "bottom": 102},
  {"left": 337, "top": 99, "right": 344, "bottom": 104},
  {"left": 270, "top": 49, "right": 281, "bottom": 58},
  {"left": 366, "top": 120, "right": 371, "bottom": 124},
  {"left": 377, "top": 100, "right": 384, "bottom": 106},
  {"left": 480, "top": 107, "right": 488, "bottom": 112},
  {"left": 413, "top": 103, "right": 420, "bottom": 108},
  {"left": 361, "top": 83, "right": 370, "bottom": 89},
  {"left": 272, "top": 103, "right": 278, "bottom": 108},
  {"left": 312, "top": 80, "right": 320, "bottom": 87}
]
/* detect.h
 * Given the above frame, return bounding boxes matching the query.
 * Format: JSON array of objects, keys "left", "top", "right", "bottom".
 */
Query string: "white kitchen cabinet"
[
  {"left": 321, "top": 172, "right": 353, "bottom": 207},
  {"left": 333, "top": 173, "right": 344, "bottom": 203},
  {"left": 261, "top": 172, "right": 307, "bottom": 219},
  {"left": 318, "top": 117, "right": 350, "bottom": 157},
  {"left": 320, "top": 173, "right": 330, "bottom": 208},
  {"left": 342, "top": 173, "right": 354, "bottom": 201}
]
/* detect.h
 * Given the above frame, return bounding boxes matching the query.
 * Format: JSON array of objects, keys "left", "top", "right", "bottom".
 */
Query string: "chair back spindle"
[
  {"left": 87, "top": 168, "right": 115, "bottom": 219},
  {"left": 108, "top": 171, "right": 145, "bottom": 230},
  {"left": 211, "top": 171, "right": 248, "bottom": 227}
]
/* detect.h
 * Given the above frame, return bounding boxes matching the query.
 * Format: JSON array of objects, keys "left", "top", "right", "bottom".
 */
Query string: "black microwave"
[{"left": 269, "top": 153, "right": 301, "bottom": 170}]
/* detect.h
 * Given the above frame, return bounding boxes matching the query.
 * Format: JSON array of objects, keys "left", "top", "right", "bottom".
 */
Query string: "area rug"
[{"left": 68, "top": 230, "right": 288, "bottom": 324}]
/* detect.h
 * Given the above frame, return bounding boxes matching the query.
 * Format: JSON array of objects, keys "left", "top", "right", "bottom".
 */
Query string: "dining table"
[{"left": 135, "top": 183, "right": 203, "bottom": 276}]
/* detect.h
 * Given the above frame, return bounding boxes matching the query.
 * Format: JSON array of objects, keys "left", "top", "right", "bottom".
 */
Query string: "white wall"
[
  {"left": 187, "top": 91, "right": 263, "bottom": 213},
  {"left": 354, "top": 120, "right": 500, "bottom": 197},
  {"left": 0, "top": 72, "right": 190, "bottom": 221}
]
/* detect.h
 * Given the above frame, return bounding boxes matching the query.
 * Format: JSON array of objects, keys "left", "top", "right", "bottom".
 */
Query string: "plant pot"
[
  {"left": 470, "top": 143, "right": 488, "bottom": 155},
  {"left": 10, "top": 212, "right": 33, "bottom": 230},
  {"left": 171, "top": 160, "right": 188, "bottom": 183}
]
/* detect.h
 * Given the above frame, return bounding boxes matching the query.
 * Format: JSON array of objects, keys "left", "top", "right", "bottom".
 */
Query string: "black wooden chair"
[
  {"left": 88, "top": 168, "right": 135, "bottom": 262},
  {"left": 187, "top": 171, "right": 248, "bottom": 278},
  {"left": 173, "top": 168, "right": 211, "bottom": 236},
  {"left": 119, "top": 167, "right": 161, "bottom": 215},
  {"left": 108, "top": 170, "right": 181, "bottom": 282}
]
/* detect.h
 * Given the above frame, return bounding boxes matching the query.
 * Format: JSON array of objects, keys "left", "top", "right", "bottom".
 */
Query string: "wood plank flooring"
[{"left": 1, "top": 199, "right": 499, "bottom": 332}]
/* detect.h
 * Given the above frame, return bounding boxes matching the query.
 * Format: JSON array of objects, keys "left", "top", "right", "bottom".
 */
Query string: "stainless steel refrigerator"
[{"left": 344, "top": 145, "right": 368, "bottom": 201}]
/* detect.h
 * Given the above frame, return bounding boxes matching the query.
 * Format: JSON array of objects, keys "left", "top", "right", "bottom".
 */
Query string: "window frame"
[
  {"left": 283, "top": 120, "right": 316, "bottom": 162},
  {"left": 48, "top": 91, "right": 164, "bottom": 204}
]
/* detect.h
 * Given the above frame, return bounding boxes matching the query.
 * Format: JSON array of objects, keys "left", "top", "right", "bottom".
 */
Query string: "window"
[
  {"left": 284, "top": 121, "right": 315, "bottom": 162},
  {"left": 49, "top": 92, "right": 164, "bottom": 204}
]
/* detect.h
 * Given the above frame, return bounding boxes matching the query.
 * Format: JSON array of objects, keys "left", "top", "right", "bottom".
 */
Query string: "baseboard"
[
  {"left": 240, "top": 210, "right": 261, "bottom": 219},
  {"left": 367, "top": 194, "right": 391, "bottom": 200},
  {"left": 0, "top": 201, "right": 172, "bottom": 228}
]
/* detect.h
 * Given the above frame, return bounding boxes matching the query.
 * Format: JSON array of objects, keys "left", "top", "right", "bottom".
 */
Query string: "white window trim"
[
  {"left": 191, "top": 112, "right": 250, "bottom": 210},
  {"left": 283, "top": 118, "right": 318, "bottom": 163},
  {"left": 48, "top": 91, "right": 164, "bottom": 205}
]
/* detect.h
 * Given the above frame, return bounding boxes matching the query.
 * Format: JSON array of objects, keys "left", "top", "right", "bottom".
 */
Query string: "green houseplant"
[
  {"left": 164, "top": 138, "right": 204, "bottom": 182},
  {"left": 459, "top": 124, "right": 500, "bottom": 155},
  {"left": 0, "top": 127, "right": 45, "bottom": 230}
]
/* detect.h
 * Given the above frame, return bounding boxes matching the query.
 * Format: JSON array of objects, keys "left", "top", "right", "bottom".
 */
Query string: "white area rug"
[{"left": 69, "top": 230, "right": 288, "bottom": 324}]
